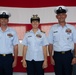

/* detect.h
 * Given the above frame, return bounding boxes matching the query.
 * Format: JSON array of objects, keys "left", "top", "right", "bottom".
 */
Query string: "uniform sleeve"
[
  {"left": 72, "top": 27, "right": 76, "bottom": 43},
  {"left": 47, "top": 27, "right": 54, "bottom": 44},
  {"left": 42, "top": 33, "right": 49, "bottom": 46},
  {"left": 13, "top": 31, "right": 19, "bottom": 45},
  {"left": 22, "top": 33, "right": 28, "bottom": 46}
]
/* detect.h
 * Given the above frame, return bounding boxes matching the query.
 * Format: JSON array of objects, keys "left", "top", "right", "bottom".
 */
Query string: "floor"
[{"left": 13, "top": 72, "right": 55, "bottom": 75}]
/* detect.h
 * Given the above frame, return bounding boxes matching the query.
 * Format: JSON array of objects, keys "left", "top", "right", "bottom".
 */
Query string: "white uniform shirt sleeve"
[
  {"left": 13, "top": 31, "right": 19, "bottom": 45},
  {"left": 22, "top": 33, "right": 28, "bottom": 46},
  {"left": 48, "top": 26, "right": 54, "bottom": 44},
  {"left": 42, "top": 33, "right": 49, "bottom": 46},
  {"left": 72, "top": 27, "right": 76, "bottom": 43}
]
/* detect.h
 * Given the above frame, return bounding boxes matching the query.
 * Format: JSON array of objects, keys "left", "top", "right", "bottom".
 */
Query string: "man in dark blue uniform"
[
  {"left": 48, "top": 6, "right": 76, "bottom": 75},
  {"left": 0, "top": 10, "right": 19, "bottom": 75}
]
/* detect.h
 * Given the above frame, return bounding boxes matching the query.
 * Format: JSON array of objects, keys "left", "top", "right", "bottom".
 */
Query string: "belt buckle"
[
  {"left": 3, "top": 54, "right": 6, "bottom": 56},
  {"left": 61, "top": 51, "right": 65, "bottom": 54}
]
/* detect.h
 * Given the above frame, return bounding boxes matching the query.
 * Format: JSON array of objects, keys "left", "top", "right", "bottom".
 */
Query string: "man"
[
  {"left": 48, "top": 6, "right": 76, "bottom": 75},
  {"left": 0, "top": 10, "right": 19, "bottom": 75}
]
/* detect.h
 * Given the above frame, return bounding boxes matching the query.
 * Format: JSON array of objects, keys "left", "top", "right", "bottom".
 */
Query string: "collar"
[
  {"left": 30, "top": 29, "right": 41, "bottom": 33},
  {"left": 57, "top": 23, "right": 68, "bottom": 28},
  {"left": 0, "top": 27, "right": 9, "bottom": 32}
]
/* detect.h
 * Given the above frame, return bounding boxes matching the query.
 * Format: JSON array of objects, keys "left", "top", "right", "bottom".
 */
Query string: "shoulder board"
[
  {"left": 41, "top": 30, "right": 45, "bottom": 33},
  {"left": 26, "top": 30, "right": 30, "bottom": 33}
]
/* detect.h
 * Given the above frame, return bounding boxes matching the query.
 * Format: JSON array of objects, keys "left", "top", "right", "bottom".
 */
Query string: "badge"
[
  {"left": 36, "top": 34, "right": 42, "bottom": 38},
  {"left": 28, "top": 36, "right": 32, "bottom": 37},
  {"left": 66, "top": 28, "right": 71, "bottom": 34},
  {"left": 53, "top": 31, "right": 58, "bottom": 33},
  {"left": 7, "top": 33, "right": 13, "bottom": 38}
]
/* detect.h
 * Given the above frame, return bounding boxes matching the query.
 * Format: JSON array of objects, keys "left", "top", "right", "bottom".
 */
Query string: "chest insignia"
[
  {"left": 36, "top": 34, "right": 42, "bottom": 38},
  {"left": 28, "top": 36, "right": 32, "bottom": 37},
  {"left": 7, "top": 33, "right": 13, "bottom": 38},
  {"left": 53, "top": 31, "right": 58, "bottom": 33},
  {"left": 66, "top": 28, "right": 71, "bottom": 34}
]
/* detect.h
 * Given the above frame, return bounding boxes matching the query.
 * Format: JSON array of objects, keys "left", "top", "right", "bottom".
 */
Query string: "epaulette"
[
  {"left": 26, "top": 30, "right": 30, "bottom": 33},
  {"left": 41, "top": 30, "right": 45, "bottom": 33}
]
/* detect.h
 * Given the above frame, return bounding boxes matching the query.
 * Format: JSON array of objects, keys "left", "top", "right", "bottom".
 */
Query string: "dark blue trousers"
[
  {"left": 0, "top": 54, "right": 13, "bottom": 75},
  {"left": 72, "top": 64, "right": 76, "bottom": 75},
  {"left": 26, "top": 60, "right": 44, "bottom": 75},
  {"left": 53, "top": 51, "right": 73, "bottom": 75}
]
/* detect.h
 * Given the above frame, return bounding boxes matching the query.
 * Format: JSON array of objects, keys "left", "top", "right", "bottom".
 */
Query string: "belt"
[
  {"left": 0, "top": 53, "right": 12, "bottom": 56},
  {"left": 54, "top": 50, "right": 71, "bottom": 54}
]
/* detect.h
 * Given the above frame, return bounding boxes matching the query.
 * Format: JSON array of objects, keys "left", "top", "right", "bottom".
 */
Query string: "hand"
[
  {"left": 71, "top": 58, "right": 76, "bottom": 65},
  {"left": 50, "top": 56, "right": 55, "bottom": 65},
  {"left": 12, "top": 60, "right": 17, "bottom": 68},
  {"left": 42, "top": 60, "right": 48, "bottom": 69},
  {"left": 21, "top": 59, "right": 27, "bottom": 68}
]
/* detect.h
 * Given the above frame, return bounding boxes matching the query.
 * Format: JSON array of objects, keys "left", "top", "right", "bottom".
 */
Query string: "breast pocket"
[
  {"left": 27, "top": 37, "right": 34, "bottom": 44},
  {"left": 6, "top": 36, "right": 14, "bottom": 44},
  {"left": 36, "top": 37, "right": 42, "bottom": 45},
  {"left": 65, "top": 33, "right": 72, "bottom": 41},
  {"left": 53, "top": 32, "right": 59, "bottom": 42}
]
